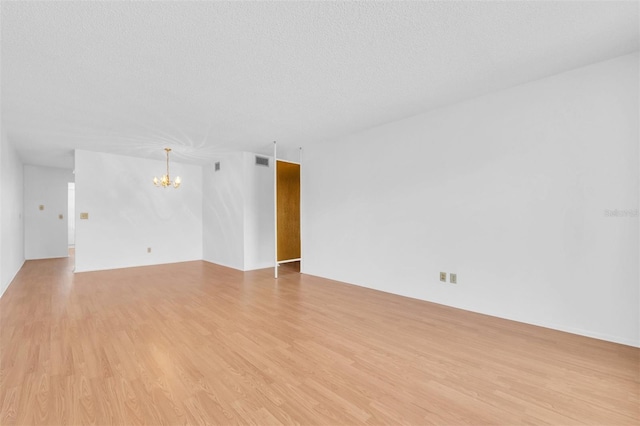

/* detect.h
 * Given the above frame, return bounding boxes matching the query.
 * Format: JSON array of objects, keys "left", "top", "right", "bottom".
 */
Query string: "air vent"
[
  {"left": 214, "top": 161, "right": 220, "bottom": 172},
  {"left": 255, "top": 156, "right": 269, "bottom": 167}
]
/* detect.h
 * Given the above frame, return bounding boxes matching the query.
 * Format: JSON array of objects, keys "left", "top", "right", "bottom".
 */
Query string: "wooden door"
[{"left": 276, "top": 161, "right": 300, "bottom": 262}]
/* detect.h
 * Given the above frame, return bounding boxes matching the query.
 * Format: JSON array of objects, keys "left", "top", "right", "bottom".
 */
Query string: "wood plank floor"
[{"left": 0, "top": 256, "right": 638, "bottom": 425}]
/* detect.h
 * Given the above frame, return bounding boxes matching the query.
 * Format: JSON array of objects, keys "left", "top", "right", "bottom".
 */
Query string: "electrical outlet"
[
  {"left": 147, "top": 247, "right": 152, "bottom": 253},
  {"left": 450, "top": 273, "right": 457, "bottom": 284},
  {"left": 440, "top": 272, "right": 446, "bottom": 282}
]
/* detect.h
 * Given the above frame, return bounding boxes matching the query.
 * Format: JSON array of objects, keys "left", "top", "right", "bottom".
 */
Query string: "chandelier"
[{"left": 153, "top": 148, "right": 181, "bottom": 189}]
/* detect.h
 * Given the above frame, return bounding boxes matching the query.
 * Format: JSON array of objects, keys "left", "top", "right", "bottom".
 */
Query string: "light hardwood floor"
[{"left": 1, "top": 256, "right": 638, "bottom": 425}]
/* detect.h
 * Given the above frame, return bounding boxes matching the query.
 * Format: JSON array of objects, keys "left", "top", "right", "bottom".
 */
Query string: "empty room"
[{"left": 0, "top": 1, "right": 638, "bottom": 425}]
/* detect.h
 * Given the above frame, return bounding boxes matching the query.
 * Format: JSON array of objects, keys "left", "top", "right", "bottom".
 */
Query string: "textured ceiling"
[{"left": 2, "top": 1, "right": 638, "bottom": 168}]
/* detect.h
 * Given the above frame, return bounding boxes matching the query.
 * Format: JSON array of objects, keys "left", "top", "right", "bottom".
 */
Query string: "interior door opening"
[
  {"left": 276, "top": 160, "right": 301, "bottom": 263},
  {"left": 68, "top": 182, "right": 75, "bottom": 260}
]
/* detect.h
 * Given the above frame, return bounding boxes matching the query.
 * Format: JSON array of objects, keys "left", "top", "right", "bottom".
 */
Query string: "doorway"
[
  {"left": 275, "top": 160, "right": 300, "bottom": 277},
  {"left": 68, "top": 182, "right": 75, "bottom": 259}
]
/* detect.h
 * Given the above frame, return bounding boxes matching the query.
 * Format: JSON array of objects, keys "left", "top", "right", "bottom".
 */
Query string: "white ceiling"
[{"left": 1, "top": 1, "right": 638, "bottom": 169}]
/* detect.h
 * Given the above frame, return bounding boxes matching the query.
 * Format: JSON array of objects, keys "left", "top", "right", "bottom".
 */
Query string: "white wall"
[
  {"left": 24, "top": 165, "right": 73, "bottom": 260},
  {"left": 203, "top": 152, "right": 246, "bottom": 270},
  {"left": 74, "top": 150, "right": 203, "bottom": 272},
  {"left": 0, "top": 132, "right": 25, "bottom": 297},
  {"left": 243, "top": 152, "right": 275, "bottom": 270},
  {"left": 1, "top": 130, "right": 3, "bottom": 292},
  {"left": 203, "top": 152, "right": 274, "bottom": 271},
  {"left": 302, "top": 53, "right": 639, "bottom": 347}
]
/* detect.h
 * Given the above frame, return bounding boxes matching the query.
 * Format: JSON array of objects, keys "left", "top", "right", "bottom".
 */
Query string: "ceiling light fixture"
[{"left": 153, "top": 148, "right": 181, "bottom": 189}]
